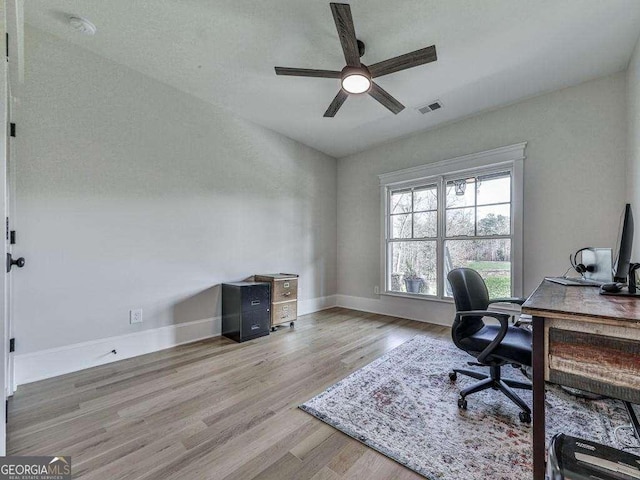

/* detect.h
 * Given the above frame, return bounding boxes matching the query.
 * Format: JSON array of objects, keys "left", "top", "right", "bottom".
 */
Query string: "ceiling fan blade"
[
  {"left": 274, "top": 67, "right": 342, "bottom": 78},
  {"left": 330, "top": 3, "right": 361, "bottom": 67},
  {"left": 324, "top": 89, "right": 349, "bottom": 117},
  {"left": 368, "top": 45, "right": 437, "bottom": 78},
  {"left": 368, "top": 82, "right": 404, "bottom": 114}
]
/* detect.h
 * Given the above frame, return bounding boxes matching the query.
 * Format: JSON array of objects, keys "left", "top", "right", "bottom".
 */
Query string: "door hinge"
[
  {"left": 5, "top": 33, "right": 8, "bottom": 61},
  {"left": 9, "top": 123, "right": 15, "bottom": 137},
  {"left": 9, "top": 338, "right": 15, "bottom": 353},
  {"left": 5, "top": 218, "right": 7, "bottom": 241},
  {"left": 10, "top": 231, "right": 15, "bottom": 245}
]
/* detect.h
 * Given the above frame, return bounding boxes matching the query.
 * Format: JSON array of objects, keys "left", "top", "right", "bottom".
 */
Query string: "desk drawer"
[{"left": 548, "top": 327, "right": 640, "bottom": 403}]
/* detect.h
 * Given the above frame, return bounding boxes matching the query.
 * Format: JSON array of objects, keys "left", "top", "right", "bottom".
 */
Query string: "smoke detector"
[
  {"left": 69, "top": 16, "right": 97, "bottom": 36},
  {"left": 417, "top": 100, "right": 443, "bottom": 114}
]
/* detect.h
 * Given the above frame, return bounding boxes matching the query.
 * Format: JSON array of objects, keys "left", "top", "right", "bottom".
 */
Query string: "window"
[
  {"left": 380, "top": 143, "right": 525, "bottom": 300},
  {"left": 444, "top": 171, "right": 512, "bottom": 297},
  {"left": 388, "top": 185, "right": 438, "bottom": 295}
]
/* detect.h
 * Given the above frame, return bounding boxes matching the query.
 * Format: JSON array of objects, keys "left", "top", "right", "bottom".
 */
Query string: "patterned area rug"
[{"left": 300, "top": 335, "right": 639, "bottom": 479}]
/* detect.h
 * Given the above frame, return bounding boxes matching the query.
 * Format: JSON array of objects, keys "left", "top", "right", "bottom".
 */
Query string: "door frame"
[{"left": 4, "top": 0, "right": 22, "bottom": 401}]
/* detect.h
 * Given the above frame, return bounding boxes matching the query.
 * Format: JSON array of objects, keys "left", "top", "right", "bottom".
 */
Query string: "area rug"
[{"left": 300, "top": 335, "right": 639, "bottom": 479}]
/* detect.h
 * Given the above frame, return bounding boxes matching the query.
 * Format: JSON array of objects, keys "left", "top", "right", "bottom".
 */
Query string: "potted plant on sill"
[{"left": 403, "top": 264, "right": 424, "bottom": 294}]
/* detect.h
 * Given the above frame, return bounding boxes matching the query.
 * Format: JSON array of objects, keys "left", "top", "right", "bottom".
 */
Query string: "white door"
[
  {"left": 0, "top": 0, "right": 22, "bottom": 453},
  {"left": 0, "top": 0, "right": 9, "bottom": 455},
  {"left": 5, "top": 69, "right": 15, "bottom": 400}
]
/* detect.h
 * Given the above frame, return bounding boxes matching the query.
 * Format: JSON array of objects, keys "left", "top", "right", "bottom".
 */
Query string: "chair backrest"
[
  {"left": 447, "top": 268, "right": 490, "bottom": 343},
  {"left": 447, "top": 267, "right": 490, "bottom": 312}
]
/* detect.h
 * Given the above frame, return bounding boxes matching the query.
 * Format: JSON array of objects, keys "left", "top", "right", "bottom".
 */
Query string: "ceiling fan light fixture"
[
  {"left": 273, "top": 3, "right": 437, "bottom": 117},
  {"left": 341, "top": 67, "right": 371, "bottom": 94}
]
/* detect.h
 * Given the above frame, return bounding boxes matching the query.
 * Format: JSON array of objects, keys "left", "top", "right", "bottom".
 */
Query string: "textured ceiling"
[{"left": 23, "top": 0, "right": 640, "bottom": 158}]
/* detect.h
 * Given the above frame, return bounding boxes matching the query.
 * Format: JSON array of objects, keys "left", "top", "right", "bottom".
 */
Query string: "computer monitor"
[{"left": 613, "top": 204, "right": 634, "bottom": 283}]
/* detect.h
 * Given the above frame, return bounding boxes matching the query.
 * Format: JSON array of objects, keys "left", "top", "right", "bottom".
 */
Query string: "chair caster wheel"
[
  {"left": 519, "top": 411, "right": 531, "bottom": 423},
  {"left": 449, "top": 371, "right": 457, "bottom": 381},
  {"left": 457, "top": 398, "right": 467, "bottom": 410},
  {"left": 290, "top": 322, "right": 295, "bottom": 328},
  {"left": 271, "top": 327, "right": 277, "bottom": 332}
]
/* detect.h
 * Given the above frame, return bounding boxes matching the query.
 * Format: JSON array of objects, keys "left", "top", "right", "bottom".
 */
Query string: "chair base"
[{"left": 450, "top": 365, "right": 532, "bottom": 423}]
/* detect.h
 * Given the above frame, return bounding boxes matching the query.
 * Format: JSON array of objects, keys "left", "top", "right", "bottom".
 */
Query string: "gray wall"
[
  {"left": 337, "top": 73, "right": 627, "bottom": 323},
  {"left": 13, "top": 24, "right": 633, "bottom": 354},
  {"left": 13, "top": 27, "right": 337, "bottom": 353}
]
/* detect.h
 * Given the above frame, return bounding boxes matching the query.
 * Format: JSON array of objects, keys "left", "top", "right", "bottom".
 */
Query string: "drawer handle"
[
  {"left": 283, "top": 292, "right": 291, "bottom": 297},
  {"left": 251, "top": 300, "right": 260, "bottom": 306},
  {"left": 251, "top": 324, "right": 260, "bottom": 330}
]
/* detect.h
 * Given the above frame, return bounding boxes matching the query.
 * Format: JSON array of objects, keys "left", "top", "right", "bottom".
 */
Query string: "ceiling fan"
[{"left": 274, "top": 3, "right": 437, "bottom": 117}]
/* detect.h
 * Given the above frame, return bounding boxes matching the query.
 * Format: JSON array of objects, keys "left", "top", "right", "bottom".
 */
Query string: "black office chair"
[{"left": 447, "top": 267, "right": 533, "bottom": 423}]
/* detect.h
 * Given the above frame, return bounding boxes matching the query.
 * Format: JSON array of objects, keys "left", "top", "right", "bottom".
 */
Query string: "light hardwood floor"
[{"left": 8, "top": 307, "right": 449, "bottom": 479}]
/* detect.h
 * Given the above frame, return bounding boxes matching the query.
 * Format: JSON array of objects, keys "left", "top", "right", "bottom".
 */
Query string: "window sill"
[
  {"left": 380, "top": 291, "right": 522, "bottom": 313},
  {"left": 381, "top": 291, "right": 454, "bottom": 304}
]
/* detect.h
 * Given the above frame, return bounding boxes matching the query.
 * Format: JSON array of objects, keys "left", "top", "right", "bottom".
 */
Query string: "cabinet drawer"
[
  {"left": 272, "top": 301, "right": 297, "bottom": 325},
  {"left": 241, "top": 309, "right": 270, "bottom": 337},
  {"left": 241, "top": 284, "right": 270, "bottom": 311},
  {"left": 273, "top": 279, "right": 298, "bottom": 302}
]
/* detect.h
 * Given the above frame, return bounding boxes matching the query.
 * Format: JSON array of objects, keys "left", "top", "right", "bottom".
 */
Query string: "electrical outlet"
[
  {"left": 129, "top": 308, "right": 143, "bottom": 324},
  {"left": 374, "top": 285, "right": 379, "bottom": 295}
]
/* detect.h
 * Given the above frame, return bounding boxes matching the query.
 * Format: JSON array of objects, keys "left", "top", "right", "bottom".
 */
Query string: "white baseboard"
[
  {"left": 14, "top": 317, "right": 220, "bottom": 387},
  {"left": 14, "top": 295, "right": 338, "bottom": 387},
  {"left": 335, "top": 294, "right": 455, "bottom": 327},
  {"left": 298, "top": 294, "right": 337, "bottom": 315}
]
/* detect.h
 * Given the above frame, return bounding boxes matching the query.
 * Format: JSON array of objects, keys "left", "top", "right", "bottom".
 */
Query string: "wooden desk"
[{"left": 522, "top": 280, "right": 640, "bottom": 480}]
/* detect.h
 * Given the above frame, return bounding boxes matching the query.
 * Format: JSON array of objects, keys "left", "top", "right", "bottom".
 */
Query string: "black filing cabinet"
[{"left": 222, "top": 282, "right": 271, "bottom": 342}]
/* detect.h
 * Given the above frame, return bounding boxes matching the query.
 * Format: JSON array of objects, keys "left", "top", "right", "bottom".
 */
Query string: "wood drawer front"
[
  {"left": 272, "top": 301, "right": 297, "bottom": 325},
  {"left": 548, "top": 327, "right": 640, "bottom": 403},
  {"left": 273, "top": 279, "right": 298, "bottom": 302}
]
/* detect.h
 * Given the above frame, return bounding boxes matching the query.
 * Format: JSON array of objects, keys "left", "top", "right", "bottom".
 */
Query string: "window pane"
[
  {"left": 446, "top": 207, "right": 475, "bottom": 237},
  {"left": 446, "top": 177, "right": 476, "bottom": 208},
  {"left": 414, "top": 186, "right": 437, "bottom": 211},
  {"left": 390, "top": 190, "right": 412, "bottom": 214},
  {"left": 389, "top": 241, "right": 437, "bottom": 295},
  {"left": 414, "top": 212, "right": 437, "bottom": 238},
  {"left": 391, "top": 214, "right": 411, "bottom": 238},
  {"left": 444, "top": 239, "right": 511, "bottom": 297},
  {"left": 477, "top": 173, "right": 510, "bottom": 205},
  {"left": 477, "top": 204, "right": 511, "bottom": 235}
]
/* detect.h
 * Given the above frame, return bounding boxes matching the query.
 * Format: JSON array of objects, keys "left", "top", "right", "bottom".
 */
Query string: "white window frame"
[{"left": 378, "top": 142, "right": 526, "bottom": 302}]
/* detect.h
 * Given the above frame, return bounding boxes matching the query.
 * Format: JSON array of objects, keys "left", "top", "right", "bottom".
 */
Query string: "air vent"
[{"left": 417, "top": 100, "right": 443, "bottom": 114}]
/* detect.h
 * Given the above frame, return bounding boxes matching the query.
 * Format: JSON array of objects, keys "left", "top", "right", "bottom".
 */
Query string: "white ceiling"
[{"left": 23, "top": 0, "right": 640, "bottom": 158}]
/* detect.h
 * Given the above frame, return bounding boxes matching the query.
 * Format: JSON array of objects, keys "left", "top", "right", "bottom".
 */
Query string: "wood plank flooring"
[{"left": 8, "top": 307, "right": 449, "bottom": 479}]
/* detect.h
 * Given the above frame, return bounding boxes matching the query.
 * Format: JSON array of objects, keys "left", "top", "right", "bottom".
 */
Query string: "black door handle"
[{"left": 7, "top": 253, "right": 25, "bottom": 273}]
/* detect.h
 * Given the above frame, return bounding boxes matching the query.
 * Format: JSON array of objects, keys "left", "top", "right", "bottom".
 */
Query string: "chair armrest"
[
  {"left": 514, "top": 315, "right": 532, "bottom": 326},
  {"left": 458, "top": 310, "right": 512, "bottom": 319},
  {"left": 489, "top": 297, "right": 527, "bottom": 306},
  {"left": 457, "top": 310, "right": 510, "bottom": 364}
]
